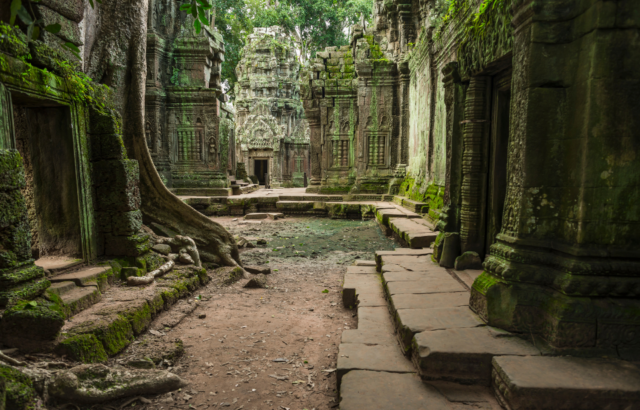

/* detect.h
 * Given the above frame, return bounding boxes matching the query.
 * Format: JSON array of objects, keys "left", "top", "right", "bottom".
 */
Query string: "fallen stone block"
[
  {"left": 454, "top": 251, "right": 483, "bottom": 271},
  {"left": 244, "top": 213, "right": 268, "bottom": 220},
  {"left": 244, "top": 265, "right": 272, "bottom": 275}
]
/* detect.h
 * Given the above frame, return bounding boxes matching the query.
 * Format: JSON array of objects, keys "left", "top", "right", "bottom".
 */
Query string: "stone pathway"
[{"left": 338, "top": 247, "right": 640, "bottom": 410}]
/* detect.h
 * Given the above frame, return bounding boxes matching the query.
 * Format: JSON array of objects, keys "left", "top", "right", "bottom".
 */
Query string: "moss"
[
  {"left": 0, "top": 365, "right": 36, "bottom": 410},
  {"left": 224, "top": 267, "right": 245, "bottom": 285},
  {"left": 0, "top": 23, "right": 29, "bottom": 59},
  {"left": 57, "top": 334, "right": 108, "bottom": 363},
  {"left": 0, "top": 278, "right": 51, "bottom": 308},
  {"left": 69, "top": 314, "right": 134, "bottom": 356}
]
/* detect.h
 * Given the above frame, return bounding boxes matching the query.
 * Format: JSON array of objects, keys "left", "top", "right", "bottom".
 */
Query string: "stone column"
[
  {"left": 397, "top": 61, "right": 410, "bottom": 165},
  {"left": 307, "top": 115, "right": 322, "bottom": 188},
  {"left": 437, "top": 62, "right": 464, "bottom": 233},
  {"left": 460, "top": 76, "right": 489, "bottom": 254},
  {"left": 470, "top": 0, "right": 640, "bottom": 350}
]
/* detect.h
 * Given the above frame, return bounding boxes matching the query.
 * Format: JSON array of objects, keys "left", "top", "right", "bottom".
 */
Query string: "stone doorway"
[
  {"left": 484, "top": 70, "right": 512, "bottom": 256},
  {"left": 254, "top": 159, "right": 268, "bottom": 185},
  {"left": 13, "top": 103, "right": 84, "bottom": 262}
]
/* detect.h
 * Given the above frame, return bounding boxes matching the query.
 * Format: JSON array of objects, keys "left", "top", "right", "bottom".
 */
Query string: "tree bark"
[{"left": 86, "top": 0, "right": 240, "bottom": 266}]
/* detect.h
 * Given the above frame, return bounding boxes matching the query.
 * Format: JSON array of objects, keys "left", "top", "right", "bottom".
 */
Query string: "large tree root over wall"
[{"left": 84, "top": 0, "right": 240, "bottom": 267}]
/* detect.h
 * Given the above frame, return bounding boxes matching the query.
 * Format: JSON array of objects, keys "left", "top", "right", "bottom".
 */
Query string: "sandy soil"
[{"left": 144, "top": 216, "right": 397, "bottom": 410}]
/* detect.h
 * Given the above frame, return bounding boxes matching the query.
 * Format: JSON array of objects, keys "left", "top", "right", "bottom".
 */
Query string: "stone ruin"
[
  {"left": 145, "top": 0, "right": 230, "bottom": 195},
  {"left": 234, "top": 26, "right": 310, "bottom": 187}
]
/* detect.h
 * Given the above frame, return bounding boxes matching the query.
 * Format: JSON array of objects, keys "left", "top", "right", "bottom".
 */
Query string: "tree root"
[
  {"left": 127, "top": 260, "right": 175, "bottom": 286},
  {"left": 156, "top": 236, "right": 201, "bottom": 267},
  {"left": 0, "top": 350, "right": 25, "bottom": 366}
]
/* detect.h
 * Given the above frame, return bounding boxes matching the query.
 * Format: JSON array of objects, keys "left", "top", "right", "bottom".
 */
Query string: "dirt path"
[{"left": 151, "top": 216, "right": 397, "bottom": 410}]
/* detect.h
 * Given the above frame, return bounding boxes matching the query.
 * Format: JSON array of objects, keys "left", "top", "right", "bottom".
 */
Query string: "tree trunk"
[{"left": 85, "top": 0, "right": 241, "bottom": 267}]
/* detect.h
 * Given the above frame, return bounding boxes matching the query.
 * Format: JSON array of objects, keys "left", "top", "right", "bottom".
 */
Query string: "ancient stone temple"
[
  {"left": 302, "top": 0, "right": 640, "bottom": 354},
  {"left": 234, "top": 27, "right": 310, "bottom": 187},
  {"left": 145, "top": 0, "right": 229, "bottom": 195}
]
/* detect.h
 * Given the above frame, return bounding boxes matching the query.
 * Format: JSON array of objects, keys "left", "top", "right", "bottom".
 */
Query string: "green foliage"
[{"left": 214, "top": 0, "right": 373, "bottom": 99}]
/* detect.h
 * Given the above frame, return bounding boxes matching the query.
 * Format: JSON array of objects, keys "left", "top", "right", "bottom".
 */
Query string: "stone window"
[
  {"left": 333, "top": 139, "right": 349, "bottom": 167},
  {"left": 177, "top": 127, "right": 204, "bottom": 162},
  {"left": 367, "top": 134, "right": 386, "bottom": 166}
]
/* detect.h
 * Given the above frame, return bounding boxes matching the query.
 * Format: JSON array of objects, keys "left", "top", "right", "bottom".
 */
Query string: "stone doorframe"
[{"left": 0, "top": 82, "right": 97, "bottom": 263}]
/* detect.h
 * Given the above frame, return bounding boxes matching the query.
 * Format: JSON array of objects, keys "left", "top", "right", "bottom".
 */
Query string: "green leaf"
[
  {"left": 27, "top": 301, "right": 37, "bottom": 308},
  {"left": 10, "top": 0, "right": 21, "bottom": 25},
  {"left": 180, "top": 3, "right": 192, "bottom": 11},
  {"left": 64, "top": 42, "right": 81, "bottom": 53},
  {"left": 45, "top": 23, "right": 61, "bottom": 34},
  {"left": 194, "top": 18, "right": 202, "bottom": 33},
  {"left": 17, "top": 5, "right": 33, "bottom": 25},
  {"left": 322, "top": 289, "right": 329, "bottom": 293},
  {"left": 191, "top": 2, "right": 198, "bottom": 18},
  {"left": 88, "top": 0, "right": 94, "bottom": 8},
  {"left": 32, "top": 25, "right": 40, "bottom": 40},
  {"left": 198, "top": 8, "right": 209, "bottom": 27}
]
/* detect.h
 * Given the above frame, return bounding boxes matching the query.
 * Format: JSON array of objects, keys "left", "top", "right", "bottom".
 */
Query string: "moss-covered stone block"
[
  {"left": 89, "top": 107, "right": 122, "bottom": 135},
  {"left": 0, "top": 299, "right": 64, "bottom": 342},
  {"left": 159, "top": 287, "right": 180, "bottom": 306},
  {"left": 112, "top": 210, "right": 143, "bottom": 236},
  {"left": 100, "top": 134, "right": 128, "bottom": 160},
  {"left": 57, "top": 334, "right": 108, "bottom": 363},
  {"left": 0, "top": 364, "right": 37, "bottom": 410},
  {"left": 0, "top": 23, "right": 29, "bottom": 59},
  {"left": 0, "top": 150, "right": 26, "bottom": 191},
  {"left": 68, "top": 314, "right": 134, "bottom": 356},
  {"left": 97, "top": 300, "right": 152, "bottom": 336},
  {"left": 0, "top": 264, "right": 45, "bottom": 289},
  {"left": 104, "top": 233, "right": 150, "bottom": 257},
  {"left": 0, "top": 220, "right": 32, "bottom": 268},
  {"left": 0, "top": 277, "right": 50, "bottom": 307},
  {"left": 146, "top": 292, "right": 165, "bottom": 316},
  {"left": 93, "top": 160, "right": 141, "bottom": 212}
]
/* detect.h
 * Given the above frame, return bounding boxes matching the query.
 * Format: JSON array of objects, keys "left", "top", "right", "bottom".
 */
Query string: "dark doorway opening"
[
  {"left": 484, "top": 71, "right": 512, "bottom": 256},
  {"left": 13, "top": 104, "right": 83, "bottom": 261},
  {"left": 254, "top": 159, "right": 268, "bottom": 185}
]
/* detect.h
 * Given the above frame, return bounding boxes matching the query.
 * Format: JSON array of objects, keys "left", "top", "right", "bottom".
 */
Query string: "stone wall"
[
  {"left": 234, "top": 27, "right": 310, "bottom": 187},
  {"left": 302, "top": 0, "right": 640, "bottom": 352}
]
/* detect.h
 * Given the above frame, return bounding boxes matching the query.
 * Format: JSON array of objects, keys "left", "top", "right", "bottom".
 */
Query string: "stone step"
[
  {"left": 337, "top": 344, "right": 416, "bottom": 386},
  {"left": 339, "top": 371, "right": 451, "bottom": 410},
  {"left": 342, "top": 273, "right": 384, "bottom": 309},
  {"left": 48, "top": 280, "right": 77, "bottom": 297},
  {"left": 374, "top": 249, "right": 432, "bottom": 268},
  {"left": 492, "top": 356, "right": 640, "bottom": 410},
  {"left": 60, "top": 285, "right": 101, "bottom": 318},
  {"left": 354, "top": 260, "right": 376, "bottom": 266},
  {"left": 386, "top": 277, "right": 467, "bottom": 296},
  {"left": 392, "top": 196, "right": 428, "bottom": 214},
  {"left": 387, "top": 291, "right": 468, "bottom": 312},
  {"left": 413, "top": 327, "right": 540, "bottom": 386},
  {"left": 389, "top": 217, "right": 437, "bottom": 248},
  {"left": 395, "top": 307, "right": 486, "bottom": 350},
  {"left": 375, "top": 208, "right": 407, "bottom": 225},
  {"left": 35, "top": 256, "right": 84, "bottom": 274},
  {"left": 346, "top": 266, "right": 377, "bottom": 274},
  {"left": 49, "top": 266, "right": 113, "bottom": 292}
]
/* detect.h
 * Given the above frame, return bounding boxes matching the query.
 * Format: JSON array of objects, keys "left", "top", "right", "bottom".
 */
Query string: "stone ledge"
[
  {"left": 492, "top": 356, "right": 640, "bottom": 410},
  {"left": 413, "top": 327, "right": 540, "bottom": 386}
]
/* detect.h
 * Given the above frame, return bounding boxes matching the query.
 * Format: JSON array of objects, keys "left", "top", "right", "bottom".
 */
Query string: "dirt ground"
[{"left": 131, "top": 216, "right": 397, "bottom": 410}]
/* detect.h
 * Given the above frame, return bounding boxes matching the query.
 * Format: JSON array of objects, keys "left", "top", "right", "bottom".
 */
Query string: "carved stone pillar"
[
  {"left": 470, "top": 0, "right": 640, "bottom": 351},
  {"left": 460, "top": 76, "right": 489, "bottom": 254},
  {"left": 308, "top": 116, "right": 322, "bottom": 187},
  {"left": 437, "top": 62, "right": 464, "bottom": 233},
  {"left": 398, "top": 60, "right": 410, "bottom": 166}
]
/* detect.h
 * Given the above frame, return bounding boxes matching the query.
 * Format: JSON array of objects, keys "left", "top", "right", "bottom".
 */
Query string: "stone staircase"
[
  {"left": 337, "top": 250, "right": 640, "bottom": 409},
  {"left": 47, "top": 265, "right": 113, "bottom": 318}
]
